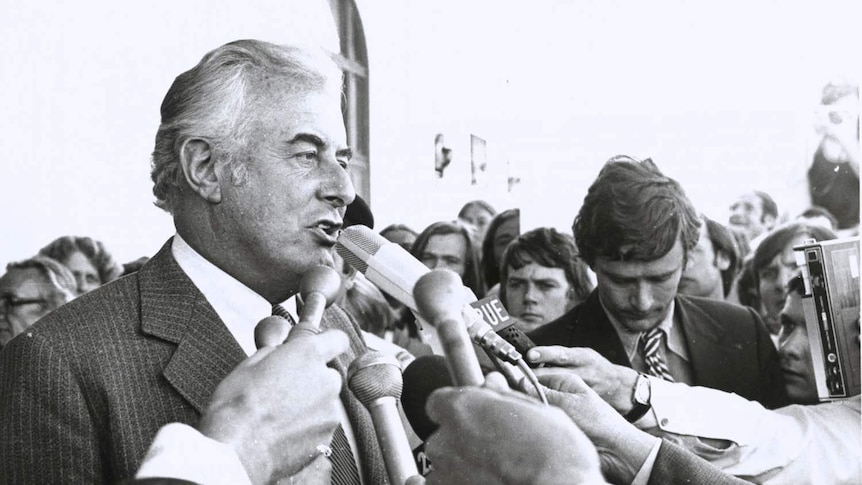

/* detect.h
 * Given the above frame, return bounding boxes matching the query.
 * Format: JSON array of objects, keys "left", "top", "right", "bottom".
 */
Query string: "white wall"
[{"left": 1, "top": 0, "right": 859, "bottom": 270}]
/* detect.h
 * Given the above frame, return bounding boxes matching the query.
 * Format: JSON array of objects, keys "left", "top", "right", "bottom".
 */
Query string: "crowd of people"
[{"left": 0, "top": 38, "right": 859, "bottom": 485}]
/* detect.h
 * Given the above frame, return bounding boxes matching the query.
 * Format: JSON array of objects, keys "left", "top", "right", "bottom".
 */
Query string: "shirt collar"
[
  {"left": 601, "top": 297, "right": 688, "bottom": 362},
  {"left": 171, "top": 234, "right": 297, "bottom": 356}
]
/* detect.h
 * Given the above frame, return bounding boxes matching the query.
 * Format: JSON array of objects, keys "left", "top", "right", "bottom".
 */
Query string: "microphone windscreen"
[{"left": 401, "top": 355, "right": 452, "bottom": 441}]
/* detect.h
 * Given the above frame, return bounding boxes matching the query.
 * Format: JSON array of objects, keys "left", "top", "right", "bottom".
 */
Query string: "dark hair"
[
  {"left": 752, "top": 190, "right": 778, "bottom": 222},
  {"left": 6, "top": 256, "right": 77, "bottom": 308},
  {"left": 480, "top": 208, "right": 520, "bottom": 289},
  {"left": 752, "top": 222, "right": 837, "bottom": 287},
  {"left": 499, "top": 227, "right": 594, "bottom": 305},
  {"left": 704, "top": 217, "right": 741, "bottom": 297},
  {"left": 798, "top": 206, "right": 838, "bottom": 230},
  {"left": 38, "top": 236, "right": 123, "bottom": 285},
  {"left": 411, "top": 221, "right": 484, "bottom": 297},
  {"left": 457, "top": 200, "right": 497, "bottom": 219},
  {"left": 573, "top": 156, "right": 700, "bottom": 267},
  {"left": 380, "top": 223, "right": 418, "bottom": 239}
]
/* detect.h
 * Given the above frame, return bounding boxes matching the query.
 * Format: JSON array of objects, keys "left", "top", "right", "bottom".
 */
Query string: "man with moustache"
[
  {"left": 529, "top": 155, "right": 788, "bottom": 411},
  {"left": 0, "top": 40, "right": 385, "bottom": 484}
]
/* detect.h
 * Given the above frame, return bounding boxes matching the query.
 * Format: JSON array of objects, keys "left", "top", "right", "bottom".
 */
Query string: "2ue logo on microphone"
[{"left": 469, "top": 294, "right": 512, "bottom": 331}]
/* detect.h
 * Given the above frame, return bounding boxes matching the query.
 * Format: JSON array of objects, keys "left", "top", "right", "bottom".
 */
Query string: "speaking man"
[
  {"left": 0, "top": 40, "right": 385, "bottom": 484},
  {"left": 529, "top": 155, "right": 787, "bottom": 409}
]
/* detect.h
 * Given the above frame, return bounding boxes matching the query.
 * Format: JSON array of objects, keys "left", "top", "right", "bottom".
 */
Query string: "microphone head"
[
  {"left": 299, "top": 265, "right": 342, "bottom": 307},
  {"left": 347, "top": 351, "right": 404, "bottom": 406},
  {"left": 337, "top": 225, "right": 384, "bottom": 274},
  {"left": 401, "top": 355, "right": 452, "bottom": 441},
  {"left": 254, "top": 316, "right": 291, "bottom": 349},
  {"left": 413, "top": 269, "right": 465, "bottom": 325}
]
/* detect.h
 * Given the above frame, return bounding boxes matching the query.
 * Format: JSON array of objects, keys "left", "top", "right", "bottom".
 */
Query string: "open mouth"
[{"left": 311, "top": 220, "right": 343, "bottom": 240}]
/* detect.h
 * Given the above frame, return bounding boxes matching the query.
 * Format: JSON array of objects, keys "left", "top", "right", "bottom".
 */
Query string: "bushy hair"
[
  {"left": 480, "top": 208, "right": 520, "bottom": 289},
  {"left": 411, "top": 220, "right": 484, "bottom": 297},
  {"left": 38, "top": 236, "right": 122, "bottom": 285},
  {"left": 150, "top": 39, "right": 343, "bottom": 213},
  {"left": 574, "top": 156, "right": 700, "bottom": 267},
  {"left": 499, "top": 227, "right": 594, "bottom": 305},
  {"left": 6, "top": 256, "right": 77, "bottom": 309}
]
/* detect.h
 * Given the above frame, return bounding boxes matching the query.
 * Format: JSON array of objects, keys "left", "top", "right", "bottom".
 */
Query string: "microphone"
[
  {"left": 287, "top": 265, "right": 342, "bottom": 341},
  {"left": 336, "top": 226, "right": 521, "bottom": 364},
  {"left": 336, "top": 225, "right": 430, "bottom": 313},
  {"left": 254, "top": 316, "right": 292, "bottom": 348},
  {"left": 347, "top": 351, "right": 420, "bottom": 485},
  {"left": 413, "top": 270, "right": 485, "bottom": 387},
  {"left": 401, "top": 355, "right": 452, "bottom": 441},
  {"left": 402, "top": 355, "right": 452, "bottom": 477}
]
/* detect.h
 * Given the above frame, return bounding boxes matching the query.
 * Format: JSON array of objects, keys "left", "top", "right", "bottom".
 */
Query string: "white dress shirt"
[
  {"left": 637, "top": 378, "right": 861, "bottom": 484},
  {"left": 138, "top": 234, "right": 364, "bottom": 483}
]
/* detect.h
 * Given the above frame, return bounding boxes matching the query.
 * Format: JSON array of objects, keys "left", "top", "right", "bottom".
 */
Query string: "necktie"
[
  {"left": 640, "top": 327, "right": 675, "bottom": 382},
  {"left": 271, "top": 305, "right": 361, "bottom": 484},
  {"left": 271, "top": 304, "right": 297, "bottom": 325}
]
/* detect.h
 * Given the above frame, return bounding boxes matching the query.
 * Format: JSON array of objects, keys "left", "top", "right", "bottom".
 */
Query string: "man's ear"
[
  {"left": 179, "top": 138, "right": 222, "bottom": 203},
  {"left": 714, "top": 251, "right": 732, "bottom": 271},
  {"left": 762, "top": 214, "right": 777, "bottom": 230}
]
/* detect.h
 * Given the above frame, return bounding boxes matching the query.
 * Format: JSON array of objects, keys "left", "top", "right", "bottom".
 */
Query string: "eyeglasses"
[{"left": 0, "top": 295, "right": 48, "bottom": 312}]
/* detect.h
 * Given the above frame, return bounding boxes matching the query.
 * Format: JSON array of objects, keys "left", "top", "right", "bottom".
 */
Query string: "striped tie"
[
  {"left": 271, "top": 304, "right": 361, "bottom": 484},
  {"left": 640, "top": 327, "right": 675, "bottom": 382},
  {"left": 271, "top": 304, "right": 297, "bottom": 325}
]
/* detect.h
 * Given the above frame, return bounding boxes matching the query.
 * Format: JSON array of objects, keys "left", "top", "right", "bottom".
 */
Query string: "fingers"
[
  {"left": 482, "top": 372, "right": 510, "bottom": 392},
  {"left": 272, "top": 328, "right": 350, "bottom": 364},
  {"left": 527, "top": 345, "right": 596, "bottom": 367}
]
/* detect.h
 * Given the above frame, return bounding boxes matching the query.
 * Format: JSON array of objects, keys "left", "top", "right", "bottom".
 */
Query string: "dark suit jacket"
[
  {"left": 649, "top": 440, "right": 748, "bottom": 485},
  {"left": 0, "top": 241, "right": 388, "bottom": 484},
  {"left": 528, "top": 290, "right": 788, "bottom": 409}
]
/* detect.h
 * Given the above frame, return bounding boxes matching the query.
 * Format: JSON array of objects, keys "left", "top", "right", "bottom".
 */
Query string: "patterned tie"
[
  {"left": 271, "top": 304, "right": 361, "bottom": 484},
  {"left": 640, "top": 327, "right": 675, "bottom": 382},
  {"left": 271, "top": 304, "right": 297, "bottom": 325}
]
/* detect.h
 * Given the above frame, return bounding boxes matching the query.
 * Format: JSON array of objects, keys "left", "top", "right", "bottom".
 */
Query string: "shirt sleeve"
[
  {"left": 136, "top": 423, "right": 252, "bottom": 485},
  {"left": 639, "top": 377, "right": 806, "bottom": 477}
]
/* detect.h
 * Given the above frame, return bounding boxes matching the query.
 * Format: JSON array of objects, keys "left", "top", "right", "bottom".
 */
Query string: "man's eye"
[{"left": 295, "top": 152, "right": 319, "bottom": 166}]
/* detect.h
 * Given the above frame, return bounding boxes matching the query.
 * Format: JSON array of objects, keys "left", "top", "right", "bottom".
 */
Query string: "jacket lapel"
[
  {"left": 138, "top": 241, "right": 246, "bottom": 415},
  {"left": 675, "top": 296, "right": 745, "bottom": 389},
  {"left": 572, "top": 291, "right": 632, "bottom": 366}
]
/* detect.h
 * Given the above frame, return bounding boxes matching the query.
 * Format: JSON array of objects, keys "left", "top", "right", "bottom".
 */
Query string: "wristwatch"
[{"left": 625, "top": 373, "right": 651, "bottom": 422}]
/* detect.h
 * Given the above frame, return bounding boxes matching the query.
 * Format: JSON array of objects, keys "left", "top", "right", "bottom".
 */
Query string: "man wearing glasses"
[{"left": 0, "top": 256, "right": 77, "bottom": 347}]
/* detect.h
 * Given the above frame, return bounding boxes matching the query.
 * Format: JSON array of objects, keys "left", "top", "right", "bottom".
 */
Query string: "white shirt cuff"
[{"left": 136, "top": 423, "right": 252, "bottom": 485}]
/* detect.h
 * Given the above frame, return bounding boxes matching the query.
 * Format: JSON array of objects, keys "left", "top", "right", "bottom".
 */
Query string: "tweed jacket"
[
  {"left": 528, "top": 290, "right": 789, "bottom": 409},
  {"left": 649, "top": 440, "right": 748, "bottom": 485},
  {"left": 0, "top": 241, "right": 388, "bottom": 484}
]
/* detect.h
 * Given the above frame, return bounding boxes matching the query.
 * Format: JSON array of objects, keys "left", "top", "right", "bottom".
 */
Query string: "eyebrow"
[{"left": 287, "top": 133, "right": 353, "bottom": 160}]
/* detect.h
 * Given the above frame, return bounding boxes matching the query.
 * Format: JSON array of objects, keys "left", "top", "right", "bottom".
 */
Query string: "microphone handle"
[
  {"left": 287, "top": 292, "right": 327, "bottom": 341},
  {"left": 368, "top": 397, "right": 420, "bottom": 484},
  {"left": 435, "top": 318, "right": 485, "bottom": 387}
]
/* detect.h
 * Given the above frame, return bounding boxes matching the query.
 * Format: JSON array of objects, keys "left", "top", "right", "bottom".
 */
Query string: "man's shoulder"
[
  {"left": 29, "top": 273, "right": 144, "bottom": 339},
  {"left": 528, "top": 292, "right": 605, "bottom": 345},
  {"left": 677, "top": 295, "right": 758, "bottom": 322}
]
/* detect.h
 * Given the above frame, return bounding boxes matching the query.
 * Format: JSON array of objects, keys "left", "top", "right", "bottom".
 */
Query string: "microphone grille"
[
  {"left": 336, "top": 225, "right": 384, "bottom": 274},
  {"left": 348, "top": 351, "right": 403, "bottom": 405}
]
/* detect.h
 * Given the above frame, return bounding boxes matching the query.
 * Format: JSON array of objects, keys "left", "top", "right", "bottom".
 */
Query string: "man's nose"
[
  {"left": 523, "top": 283, "right": 539, "bottom": 303},
  {"left": 318, "top": 159, "right": 356, "bottom": 209},
  {"left": 631, "top": 283, "right": 654, "bottom": 312}
]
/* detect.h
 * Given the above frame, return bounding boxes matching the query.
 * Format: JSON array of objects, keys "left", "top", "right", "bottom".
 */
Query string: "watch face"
[{"left": 633, "top": 376, "right": 650, "bottom": 405}]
